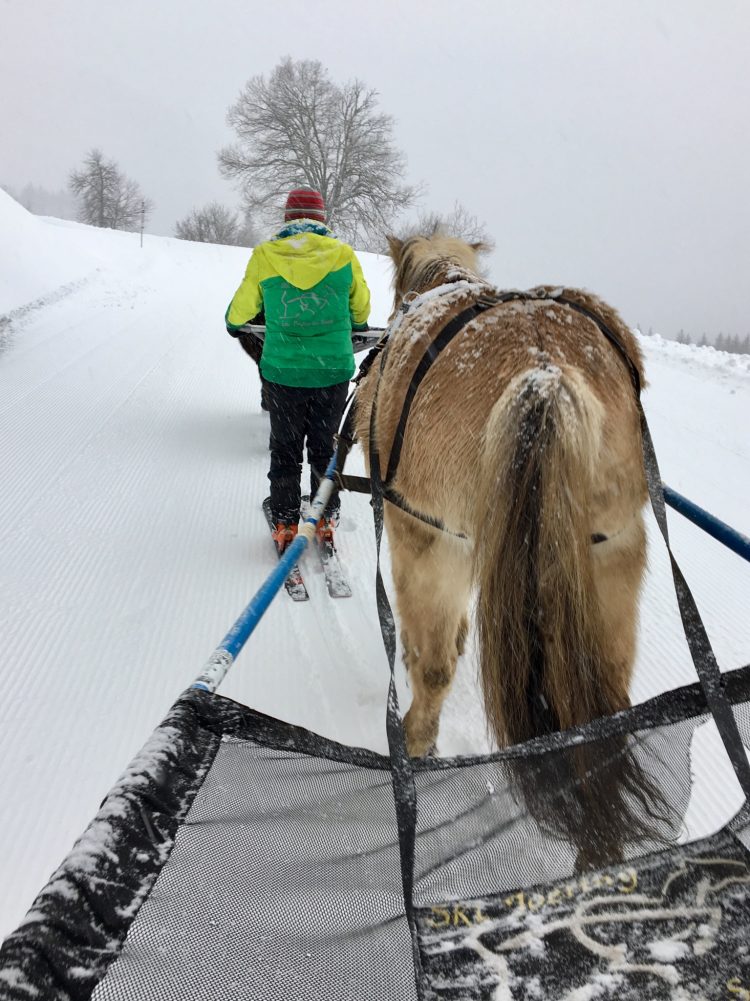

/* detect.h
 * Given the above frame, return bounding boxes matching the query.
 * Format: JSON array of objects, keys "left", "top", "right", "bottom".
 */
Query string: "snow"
[
  {"left": 0, "top": 188, "right": 749, "bottom": 940},
  {"left": 647, "top": 940, "right": 690, "bottom": 963}
]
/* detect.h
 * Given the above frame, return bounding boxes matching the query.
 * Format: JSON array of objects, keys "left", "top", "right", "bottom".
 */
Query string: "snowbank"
[
  {"left": 639, "top": 330, "right": 750, "bottom": 380},
  {"left": 0, "top": 189, "right": 107, "bottom": 314}
]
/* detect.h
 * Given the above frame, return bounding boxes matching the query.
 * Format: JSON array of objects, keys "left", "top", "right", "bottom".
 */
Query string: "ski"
[
  {"left": 301, "top": 497, "right": 352, "bottom": 598},
  {"left": 262, "top": 498, "right": 309, "bottom": 601},
  {"left": 316, "top": 536, "right": 353, "bottom": 598}
]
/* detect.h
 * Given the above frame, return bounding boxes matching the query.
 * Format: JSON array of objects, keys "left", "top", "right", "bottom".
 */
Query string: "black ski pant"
[{"left": 266, "top": 381, "right": 349, "bottom": 524}]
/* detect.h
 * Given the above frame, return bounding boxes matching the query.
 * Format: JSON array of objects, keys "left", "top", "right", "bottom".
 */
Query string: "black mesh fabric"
[
  {"left": 2, "top": 674, "right": 749, "bottom": 1001},
  {"left": 93, "top": 734, "right": 416, "bottom": 1001}
]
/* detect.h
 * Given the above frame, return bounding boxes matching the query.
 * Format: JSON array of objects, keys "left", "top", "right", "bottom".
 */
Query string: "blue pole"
[
  {"left": 192, "top": 452, "right": 339, "bottom": 693},
  {"left": 663, "top": 484, "right": 750, "bottom": 564}
]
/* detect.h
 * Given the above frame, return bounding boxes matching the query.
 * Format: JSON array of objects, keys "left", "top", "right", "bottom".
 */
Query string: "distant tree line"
[
  {"left": 1, "top": 182, "right": 76, "bottom": 219},
  {"left": 675, "top": 328, "right": 750, "bottom": 353},
  {"left": 638, "top": 325, "right": 750, "bottom": 355},
  {"left": 711, "top": 333, "right": 750, "bottom": 354}
]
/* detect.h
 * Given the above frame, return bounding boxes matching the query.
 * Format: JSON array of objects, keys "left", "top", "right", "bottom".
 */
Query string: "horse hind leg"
[
  {"left": 403, "top": 614, "right": 468, "bottom": 679},
  {"left": 386, "top": 508, "right": 472, "bottom": 756},
  {"left": 590, "top": 511, "right": 647, "bottom": 702}
]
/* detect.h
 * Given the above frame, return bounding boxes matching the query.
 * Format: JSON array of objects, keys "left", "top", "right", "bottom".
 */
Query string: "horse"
[{"left": 354, "top": 233, "right": 650, "bottom": 762}]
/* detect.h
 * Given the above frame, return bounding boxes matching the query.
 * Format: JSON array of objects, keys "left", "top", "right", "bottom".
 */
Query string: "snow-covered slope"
[{"left": 1, "top": 190, "right": 748, "bottom": 938}]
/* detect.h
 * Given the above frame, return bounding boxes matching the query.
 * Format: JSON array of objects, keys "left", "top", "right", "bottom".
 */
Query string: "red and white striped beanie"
[{"left": 284, "top": 188, "right": 326, "bottom": 223}]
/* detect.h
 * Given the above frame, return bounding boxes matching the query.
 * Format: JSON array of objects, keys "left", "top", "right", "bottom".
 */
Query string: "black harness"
[{"left": 334, "top": 285, "right": 642, "bottom": 543}]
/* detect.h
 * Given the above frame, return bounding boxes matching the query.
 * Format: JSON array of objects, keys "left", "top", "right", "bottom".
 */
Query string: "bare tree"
[
  {"left": 218, "top": 58, "right": 419, "bottom": 249},
  {"left": 409, "top": 201, "right": 494, "bottom": 251},
  {"left": 176, "top": 202, "right": 245, "bottom": 245},
  {"left": 69, "top": 149, "right": 152, "bottom": 231}
]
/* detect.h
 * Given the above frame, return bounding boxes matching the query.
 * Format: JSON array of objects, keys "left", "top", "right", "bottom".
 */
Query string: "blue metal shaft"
[
  {"left": 192, "top": 452, "right": 339, "bottom": 693},
  {"left": 663, "top": 484, "right": 750, "bottom": 564}
]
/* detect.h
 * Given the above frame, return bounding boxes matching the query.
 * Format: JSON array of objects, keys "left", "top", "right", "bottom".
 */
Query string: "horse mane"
[{"left": 388, "top": 231, "right": 485, "bottom": 303}]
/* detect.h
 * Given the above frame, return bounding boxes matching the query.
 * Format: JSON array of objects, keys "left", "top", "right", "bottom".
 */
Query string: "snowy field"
[{"left": 1, "top": 190, "right": 748, "bottom": 939}]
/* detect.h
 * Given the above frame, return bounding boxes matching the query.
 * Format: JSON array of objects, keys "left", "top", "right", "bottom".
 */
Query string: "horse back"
[{"left": 355, "top": 284, "right": 645, "bottom": 534}]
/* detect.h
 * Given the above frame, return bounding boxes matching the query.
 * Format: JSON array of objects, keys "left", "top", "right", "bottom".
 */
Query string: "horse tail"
[
  {"left": 474, "top": 365, "right": 674, "bottom": 868},
  {"left": 475, "top": 365, "right": 628, "bottom": 745}
]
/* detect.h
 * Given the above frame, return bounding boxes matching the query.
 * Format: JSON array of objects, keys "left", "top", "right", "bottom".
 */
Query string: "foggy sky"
[{"left": 2, "top": 0, "right": 749, "bottom": 339}]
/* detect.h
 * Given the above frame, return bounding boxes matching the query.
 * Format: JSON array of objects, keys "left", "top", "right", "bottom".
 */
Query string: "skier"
[{"left": 225, "top": 188, "right": 371, "bottom": 553}]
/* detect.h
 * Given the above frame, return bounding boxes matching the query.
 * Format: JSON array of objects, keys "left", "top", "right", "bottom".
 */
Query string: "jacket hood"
[{"left": 258, "top": 231, "right": 349, "bottom": 291}]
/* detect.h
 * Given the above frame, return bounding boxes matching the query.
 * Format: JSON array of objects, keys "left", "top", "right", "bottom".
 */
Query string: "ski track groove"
[
  {"left": 0, "top": 319, "right": 271, "bottom": 913},
  {"left": 0, "top": 278, "right": 155, "bottom": 417},
  {"left": 0, "top": 297, "right": 193, "bottom": 534},
  {"left": 0, "top": 298, "right": 104, "bottom": 367}
]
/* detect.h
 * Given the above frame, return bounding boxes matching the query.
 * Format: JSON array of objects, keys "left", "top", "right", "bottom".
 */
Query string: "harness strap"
[
  {"left": 384, "top": 301, "right": 498, "bottom": 485},
  {"left": 383, "top": 487, "right": 467, "bottom": 539},
  {"left": 332, "top": 296, "right": 494, "bottom": 538},
  {"left": 353, "top": 338, "right": 388, "bottom": 386},
  {"left": 555, "top": 295, "right": 642, "bottom": 396},
  {"left": 638, "top": 405, "right": 750, "bottom": 802},
  {"left": 366, "top": 366, "right": 426, "bottom": 997},
  {"left": 330, "top": 471, "right": 467, "bottom": 538},
  {"left": 333, "top": 471, "right": 372, "bottom": 494}
]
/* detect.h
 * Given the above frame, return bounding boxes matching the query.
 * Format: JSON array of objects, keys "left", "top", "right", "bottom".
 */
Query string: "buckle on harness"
[{"left": 400, "top": 290, "right": 420, "bottom": 314}]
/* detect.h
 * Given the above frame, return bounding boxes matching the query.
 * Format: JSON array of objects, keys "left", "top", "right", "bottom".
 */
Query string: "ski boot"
[
  {"left": 316, "top": 515, "right": 338, "bottom": 547},
  {"left": 272, "top": 521, "right": 298, "bottom": 554}
]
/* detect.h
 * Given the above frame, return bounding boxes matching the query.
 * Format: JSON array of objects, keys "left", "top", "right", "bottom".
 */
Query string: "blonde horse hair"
[{"left": 355, "top": 232, "right": 669, "bottom": 866}]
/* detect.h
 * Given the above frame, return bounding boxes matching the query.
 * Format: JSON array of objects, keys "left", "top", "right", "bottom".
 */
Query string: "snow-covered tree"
[
  {"left": 69, "top": 149, "right": 152, "bottom": 231},
  {"left": 218, "top": 58, "right": 418, "bottom": 248}
]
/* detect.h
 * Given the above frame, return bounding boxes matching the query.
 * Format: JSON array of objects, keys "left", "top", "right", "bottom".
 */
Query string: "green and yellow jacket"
[{"left": 225, "top": 221, "right": 371, "bottom": 388}]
